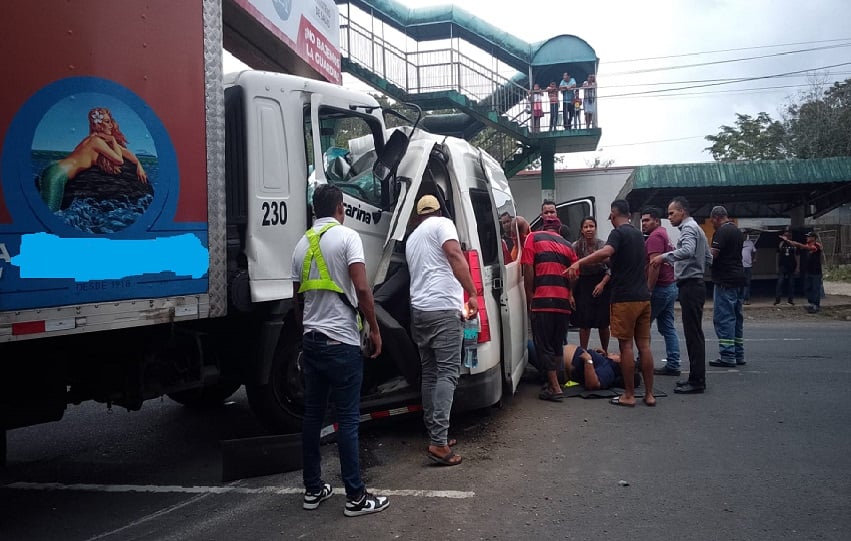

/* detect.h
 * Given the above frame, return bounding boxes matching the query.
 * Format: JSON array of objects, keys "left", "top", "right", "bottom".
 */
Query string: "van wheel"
[
  {"left": 246, "top": 323, "right": 305, "bottom": 433},
  {"left": 167, "top": 381, "right": 242, "bottom": 408}
]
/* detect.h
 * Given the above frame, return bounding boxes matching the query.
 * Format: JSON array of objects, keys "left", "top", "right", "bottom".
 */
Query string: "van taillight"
[{"left": 463, "top": 250, "right": 490, "bottom": 343}]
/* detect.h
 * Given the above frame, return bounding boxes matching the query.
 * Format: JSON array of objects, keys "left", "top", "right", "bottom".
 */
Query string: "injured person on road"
[
  {"left": 529, "top": 341, "right": 637, "bottom": 390},
  {"left": 563, "top": 344, "right": 622, "bottom": 390}
]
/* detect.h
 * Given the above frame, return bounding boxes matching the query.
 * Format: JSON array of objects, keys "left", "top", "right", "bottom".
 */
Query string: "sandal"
[
  {"left": 538, "top": 389, "right": 564, "bottom": 402},
  {"left": 428, "top": 450, "right": 462, "bottom": 466},
  {"left": 610, "top": 395, "right": 636, "bottom": 408}
]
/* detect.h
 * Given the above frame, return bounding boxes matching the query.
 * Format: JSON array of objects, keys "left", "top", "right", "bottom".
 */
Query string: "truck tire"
[
  {"left": 167, "top": 381, "right": 242, "bottom": 408},
  {"left": 246, "top": 325, "right": 305, "bottom": 433}
]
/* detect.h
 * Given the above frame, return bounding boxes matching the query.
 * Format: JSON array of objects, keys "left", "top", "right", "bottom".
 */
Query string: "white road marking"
[
  {"left": 3, "top": 481, "right": 475, "bottom": 499},
  {"left": 85, "top": 492, "right": 211, "bottom": 541}
]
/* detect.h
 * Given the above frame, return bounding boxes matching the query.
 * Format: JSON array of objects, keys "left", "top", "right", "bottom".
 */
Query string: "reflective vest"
[
  {"left": 298, "top": 222, "right": 362, "bottom": 330},
  {"left": 299, "top": 223, "right": 345, "bottom": 295}
]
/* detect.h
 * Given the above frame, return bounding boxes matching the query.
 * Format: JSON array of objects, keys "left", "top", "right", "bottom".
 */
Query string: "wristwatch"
[{"left": 586, "top": 359, "right": 594, "bottom": 365}]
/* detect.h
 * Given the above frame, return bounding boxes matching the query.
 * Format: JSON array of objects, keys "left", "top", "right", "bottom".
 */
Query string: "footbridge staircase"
[{"left": 335, "top": 0, "right": 602, "bottom": 177}]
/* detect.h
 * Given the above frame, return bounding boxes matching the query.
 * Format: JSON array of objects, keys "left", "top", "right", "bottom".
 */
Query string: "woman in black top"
[{"left": 570, "top": 217, "right": 611, "bottom": 353}]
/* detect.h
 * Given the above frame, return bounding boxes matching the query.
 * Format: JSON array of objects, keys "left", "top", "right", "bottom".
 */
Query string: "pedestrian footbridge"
[{"left": 336, "top": 0, "right": 602, "bottom": 176}]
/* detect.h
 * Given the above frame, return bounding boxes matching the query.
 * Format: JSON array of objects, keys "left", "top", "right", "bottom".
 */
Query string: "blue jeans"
[
  {"left": 301, "top": 331, "right": 364, "bottom": 499},
  {"left": 651, "top": 283, "right": 680, "bottom": 370},
  {"left": 713, "top": 285, "right": 744, "bottom": 364},
  {"left": 411, "top": 309, "right": 463, "bottom": 447},
  {"left": 805, "top": 274, "right": 823, "bottom": 308}
]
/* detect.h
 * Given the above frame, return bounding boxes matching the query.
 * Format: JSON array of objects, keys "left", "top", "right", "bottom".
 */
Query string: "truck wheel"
[
  {"left": 246, "top": 326, "right": 305, "bottom": 433},
  {"left": 167, "top": 381, "right": 242, "bottom": 408}
]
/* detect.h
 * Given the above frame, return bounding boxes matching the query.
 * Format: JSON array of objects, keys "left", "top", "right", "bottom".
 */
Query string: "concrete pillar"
[
  {"left": 790, "top": 205, "right": 806, "bottom": 229},
  {"left": 541, "top": 149, "right": 555, "bottom": 202}
]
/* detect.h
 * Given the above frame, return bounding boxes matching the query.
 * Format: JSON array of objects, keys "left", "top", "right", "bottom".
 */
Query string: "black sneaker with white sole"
[
  {"left": 303, "top": 482, "right": 333, "bottom": 510},
  {"left": 344, "top": 491, "right": 390, "bottom": 517}
]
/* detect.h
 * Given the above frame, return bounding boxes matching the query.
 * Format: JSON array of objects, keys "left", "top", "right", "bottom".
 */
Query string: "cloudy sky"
[{"left": 226, "top": 0, "right": 851, "bottom": 168}]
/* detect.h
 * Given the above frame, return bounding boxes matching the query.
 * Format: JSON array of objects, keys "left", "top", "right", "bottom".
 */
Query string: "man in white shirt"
[
  {"left": 407, "top": 195, "right": 478, "bottom": 467},
  {"left": 292, "top": 184, "right": 388, "bottom": 517},
  {"left": 741, "top": 231, "right": 757, "bottom": 304}
]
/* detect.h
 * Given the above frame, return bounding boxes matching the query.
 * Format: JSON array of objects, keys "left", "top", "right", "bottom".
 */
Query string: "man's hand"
[
  {"left": 565, "top": 261, "right": 581, "bottom": 279},
  {"left": 592, "top": 282, "right": 605, "bottom": 297},
  {"left": 366, "top": 328, "right": 382, "bottom": 359},
  {"left": 465, "top": 295, "right": 479, "bottom": 319},
  {"left": 650, "top": 254, "right": 666, "bottom": 268}
]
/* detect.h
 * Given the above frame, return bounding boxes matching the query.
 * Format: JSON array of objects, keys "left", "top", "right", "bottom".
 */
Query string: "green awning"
[{"left": 621, "top": 157, "right": 851, "bottom": 218}]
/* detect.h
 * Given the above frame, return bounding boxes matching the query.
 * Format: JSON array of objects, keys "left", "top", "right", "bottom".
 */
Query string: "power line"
[
  {"left": 605, "top": 42, "right": 851, "bottom": 77},
  {"left": 601, "top": 136, "right": 708, "bottom": 148},
  {"left": 602, "top": 72, "right": 851, "bottom": 89},
  {"left": 606, "top": 37, "right": 851, "bottom": 64},
  {"left": 597, "top": 61, "right": 851, "bottom": 99},
  {"left": 601, "top": 82, "right": 818, "bottom": 100}
]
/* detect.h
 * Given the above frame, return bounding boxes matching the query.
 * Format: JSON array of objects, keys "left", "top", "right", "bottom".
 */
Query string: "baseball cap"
[
  {"left": 416, "top": 195, "right": 441, "bottom": 215},
  {"left": 806, "top": 230, "right": 817, "bottom": 237}
]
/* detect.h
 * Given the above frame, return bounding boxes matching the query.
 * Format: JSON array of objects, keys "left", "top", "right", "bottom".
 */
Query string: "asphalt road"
[{"left": 2, "top": 318, "right": 850, "bottom": 541}]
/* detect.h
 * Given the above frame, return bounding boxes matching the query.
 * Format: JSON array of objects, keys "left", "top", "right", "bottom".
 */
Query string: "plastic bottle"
[{"left": 463, "top": 316, "right": 479, "bottom": 368}]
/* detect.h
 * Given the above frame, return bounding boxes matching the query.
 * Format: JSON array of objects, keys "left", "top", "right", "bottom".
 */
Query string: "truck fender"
[{"left": 254, "top": 300, "right": 294, "bottom": 387}]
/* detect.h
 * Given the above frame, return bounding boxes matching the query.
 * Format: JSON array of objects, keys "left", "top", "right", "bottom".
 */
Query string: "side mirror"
[{"left": 374, "top": 129, "right": 410, "bottom": 208}]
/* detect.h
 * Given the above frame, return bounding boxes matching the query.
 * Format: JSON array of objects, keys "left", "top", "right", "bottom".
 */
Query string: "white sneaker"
[
  {"left": 344, "top": 491, "right": 390, "bottom": 517},
  {"left": 303, "top": 482, "right": 333, "bottom": 510}
]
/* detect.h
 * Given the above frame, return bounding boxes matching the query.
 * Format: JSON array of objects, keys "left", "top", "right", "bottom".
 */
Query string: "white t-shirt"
[
  {"left": 291, "top": 217, "right": 364, "bottom": 346},
  {"left": 406, "top": 216, "right": 464, "bottom": 312}
]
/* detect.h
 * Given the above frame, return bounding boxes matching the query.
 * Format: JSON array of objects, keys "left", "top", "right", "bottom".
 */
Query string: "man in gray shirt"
[{"left": 650, "top": 196, "right": 712, "bottom": 394}]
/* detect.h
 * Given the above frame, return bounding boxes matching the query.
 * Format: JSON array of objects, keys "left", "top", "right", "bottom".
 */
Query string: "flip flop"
[
  {"left": 538, "top": 389, "right": 564, "bottom": 402},
  {"left": 428, "top": 450, "right": 462, "bottom": 466},
  {"left": 644, "top": 397, "right": 657, "bottom": 407},
  {"left": 610, "top": 395, "right": 636, "bottom": 408}
]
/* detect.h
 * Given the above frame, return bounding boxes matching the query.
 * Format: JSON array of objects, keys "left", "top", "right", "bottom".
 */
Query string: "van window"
[
  {"left": 469, "top": 189, "right": 499, "bottom": 266},
  {"left": 556, "top": 199, "right": 593, "bottom": 243},
  {"left": 303, "top": 107, "right": 383, "bottom": 208},
  {"left": 530, "top": 198, "right": 593, "bottom": 243}
]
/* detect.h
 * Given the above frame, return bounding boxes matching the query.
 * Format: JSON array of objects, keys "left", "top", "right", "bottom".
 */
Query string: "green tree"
[
  {"left": 705, "top": 78, "right": 851, "bottom": 162},
  {"left": 704, "top": 112, "right": 789, "bottom": 161},
  {"left": 786, "top": 79, "right": 851, "bottom": 159}
]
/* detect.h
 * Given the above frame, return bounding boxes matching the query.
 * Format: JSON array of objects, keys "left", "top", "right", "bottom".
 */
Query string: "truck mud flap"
[{"left": 375, "top": 304, "right": 420, "bottom": 387}]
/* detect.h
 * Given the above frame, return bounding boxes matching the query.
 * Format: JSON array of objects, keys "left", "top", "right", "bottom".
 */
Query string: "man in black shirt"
[
  {"left": 567, "top": 199, "right": 655, "bottom": 407},
  {"left": 775, "top": 228, "right": 797, "bottom": 305},
  {"left": 780, "top": 231, "right": 823, "bottom": 313},
  {"left": 708, "top": 206, "right": 746, "bottom": 368}
]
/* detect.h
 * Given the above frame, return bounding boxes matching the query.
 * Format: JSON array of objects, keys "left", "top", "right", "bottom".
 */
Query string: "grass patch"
[{"left": 824, "top": 264, "right": 851, "bottom": 282}]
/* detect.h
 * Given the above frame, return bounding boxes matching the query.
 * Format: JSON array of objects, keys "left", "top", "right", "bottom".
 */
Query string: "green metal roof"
[
  {"left": 631, "top": 157, "right": 851, "bottom": 189},
  {"left": 622, "top": 157, "right": 851, "bottom": 218}
]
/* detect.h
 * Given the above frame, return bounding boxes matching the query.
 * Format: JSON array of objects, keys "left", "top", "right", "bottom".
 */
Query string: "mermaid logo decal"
[{"left": 32, "top": 99, "right": 156, "bottom": 234}]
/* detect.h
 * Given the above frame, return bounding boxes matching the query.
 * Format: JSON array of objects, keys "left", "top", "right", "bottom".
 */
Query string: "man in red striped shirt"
[{"left": 521, "top": 217, "right": 577, "bottom": 401}]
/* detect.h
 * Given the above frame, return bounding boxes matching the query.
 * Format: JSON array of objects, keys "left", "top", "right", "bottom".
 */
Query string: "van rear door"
[{"left": 479, "top": 152, "right": 527, "bottom": 392}]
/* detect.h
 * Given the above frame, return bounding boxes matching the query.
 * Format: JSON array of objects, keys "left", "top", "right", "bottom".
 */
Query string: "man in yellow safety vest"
[{"left": 292, "top": 184, "right": 388, "bottom": 517}]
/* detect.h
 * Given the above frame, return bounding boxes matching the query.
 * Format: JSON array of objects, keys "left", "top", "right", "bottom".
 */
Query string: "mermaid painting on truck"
[{"left": 38, "top": 107, "right": 148, "bottom": 212}]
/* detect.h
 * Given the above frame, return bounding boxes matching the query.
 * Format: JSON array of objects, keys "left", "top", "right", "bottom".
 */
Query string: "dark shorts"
[
  {"left": 610, "top": 301, "right": 651, "bottom": 340},
  {"left": 531, "top": 311, "right": 570, "bottom": 372}
]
